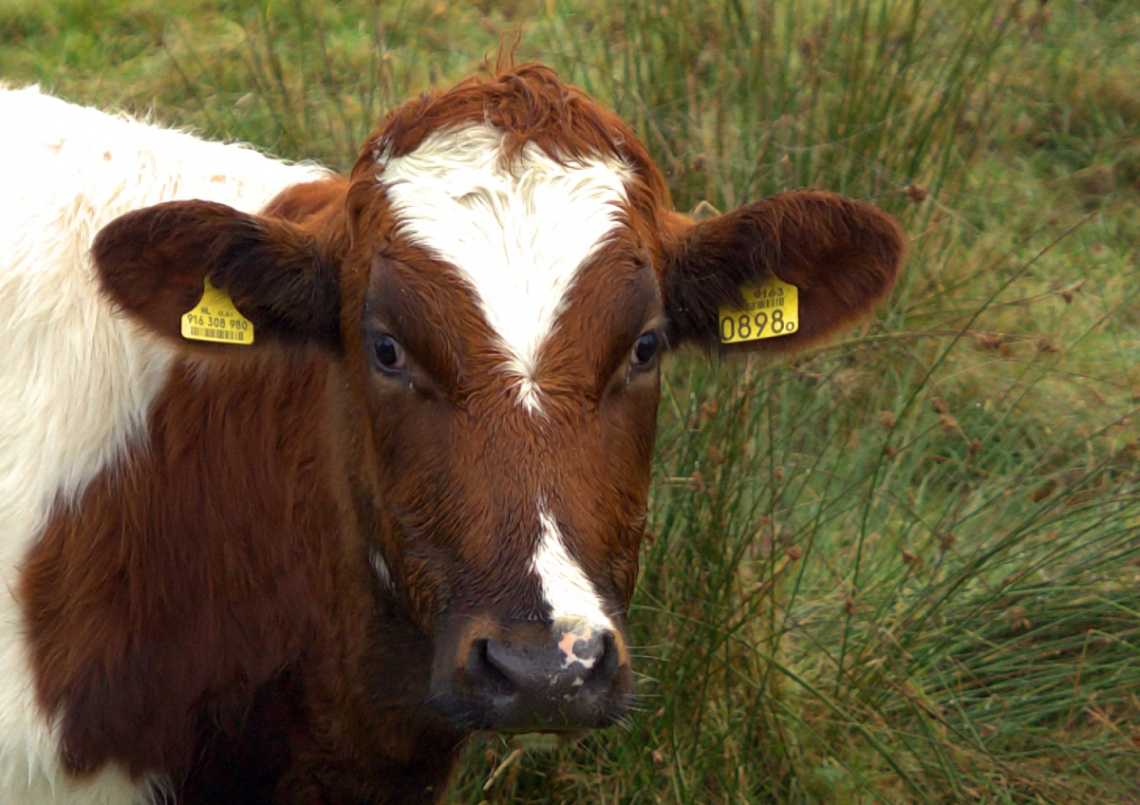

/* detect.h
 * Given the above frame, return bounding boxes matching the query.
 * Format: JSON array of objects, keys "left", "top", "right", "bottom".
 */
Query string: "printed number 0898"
[{"left": 720, "top": 309, "right": 795, "bottom": 342}]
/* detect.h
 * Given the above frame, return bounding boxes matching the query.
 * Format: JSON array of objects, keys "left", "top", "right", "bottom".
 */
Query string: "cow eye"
[
  {"left": 370, "top": 334, "right": 407, "bottom": 374},
  {"left": 630, "top": 331, "right": 661, "bottom": 370}
]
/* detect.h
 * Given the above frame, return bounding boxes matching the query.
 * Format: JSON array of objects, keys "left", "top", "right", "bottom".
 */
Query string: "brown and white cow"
[{"left": 0, "top": 66, "right": 904, "bottom": 803}]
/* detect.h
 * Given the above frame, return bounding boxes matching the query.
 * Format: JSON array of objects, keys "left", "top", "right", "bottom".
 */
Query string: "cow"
[{"left": 0, "top": 64, "right": 905, "bottom": 804}]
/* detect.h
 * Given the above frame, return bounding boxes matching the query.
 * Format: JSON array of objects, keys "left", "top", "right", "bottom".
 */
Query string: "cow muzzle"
[{"left": 428, "top": 616, "right": 632, "bottom": 732}]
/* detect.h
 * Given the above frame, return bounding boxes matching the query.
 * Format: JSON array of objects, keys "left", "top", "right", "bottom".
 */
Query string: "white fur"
[
  {"left": 377, "top": 124, "right": 631, "bottom": 413},
  {"left": 0, "top": 85, "right": 325, "bottom": 805},
  {"left": 532, "top": 508, "right": 613, "bottom": 634},
  {"left": 369, "top": 549, "right": 393, "bottom": 589}
]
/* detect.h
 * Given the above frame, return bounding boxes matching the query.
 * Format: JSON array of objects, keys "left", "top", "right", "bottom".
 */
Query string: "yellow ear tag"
[
  {"left": 180, "top": 277, "right": 255, "bottom": 345},
  {"left": 718, "top": 275, "right": 799, "bottom": 344}
]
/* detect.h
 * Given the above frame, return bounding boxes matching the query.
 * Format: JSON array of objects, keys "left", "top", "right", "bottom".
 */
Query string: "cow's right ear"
[{"left": 93, "top": 200, "right": 341, "bottom": 353}]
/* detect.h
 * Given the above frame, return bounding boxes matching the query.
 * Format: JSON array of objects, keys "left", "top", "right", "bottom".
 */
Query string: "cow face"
[{"left": 93, "top": 65, "right": 905, "bottom": 736}]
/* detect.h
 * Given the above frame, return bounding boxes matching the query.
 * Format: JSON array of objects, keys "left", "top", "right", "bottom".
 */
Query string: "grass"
[{"left": 3, "top": 0, "right": 1138, "bottom": 802}]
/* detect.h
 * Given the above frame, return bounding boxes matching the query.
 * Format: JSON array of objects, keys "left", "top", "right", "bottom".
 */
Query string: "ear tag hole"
[
  {"left": 718, "top": 275, "right": 799, "bottom": 344},
  {"left": 180, "top": 277, "right": 255, "bottom": 345}
]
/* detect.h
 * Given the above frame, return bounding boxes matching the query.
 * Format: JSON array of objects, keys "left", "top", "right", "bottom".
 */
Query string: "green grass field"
[{"left": 3, "top": 1, "right": 1138, "bottom": 802}]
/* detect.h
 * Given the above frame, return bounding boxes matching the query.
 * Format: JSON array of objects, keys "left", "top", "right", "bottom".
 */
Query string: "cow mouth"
[{"left": 428, "top": 685, "right": 632, "bottom": 733}]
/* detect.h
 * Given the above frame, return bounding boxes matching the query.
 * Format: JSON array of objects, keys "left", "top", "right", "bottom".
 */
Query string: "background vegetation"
[{"left": 3, "top": 0, "right": 1138, "bottom": 802}]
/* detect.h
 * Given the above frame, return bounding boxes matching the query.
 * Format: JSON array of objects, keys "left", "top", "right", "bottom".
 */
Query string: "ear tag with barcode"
[
  {"left": 718, "top": 275, "right": 799, "bottom": 344},
  {"left": 181, "top": 277, "right": 255, "bottom": 345}
]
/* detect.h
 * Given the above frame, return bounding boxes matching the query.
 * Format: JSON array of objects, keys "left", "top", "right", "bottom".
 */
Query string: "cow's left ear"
[
  {"left": 662, "top": 190, "right": 906, "bottom": 353},
  {"left": 93, "top": 199, "right": 341, "bottom": 354}
]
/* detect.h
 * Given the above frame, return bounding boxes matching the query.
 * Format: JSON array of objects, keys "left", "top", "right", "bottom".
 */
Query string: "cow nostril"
[
  {"left": 462, "top": 638, "right": 517, "bottom": 693},
  {"left": 583, "top": 631, "right": 620, "bottom": 689},
  {"left": 466, "top": 638, "right": 514, "bottom": 695}
]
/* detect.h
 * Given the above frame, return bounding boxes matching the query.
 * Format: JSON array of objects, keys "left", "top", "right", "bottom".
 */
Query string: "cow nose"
[
  {"left": 432, "top": 618, "right": 631, "bottom": 732},
  {"left": 471, "top": 625, "right": 614, "bottom": 694}
]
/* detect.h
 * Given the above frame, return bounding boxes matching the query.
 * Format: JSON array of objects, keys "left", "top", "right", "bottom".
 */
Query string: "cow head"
[{"left": 93, "top": 66, "right": 905, "bottom": 736}]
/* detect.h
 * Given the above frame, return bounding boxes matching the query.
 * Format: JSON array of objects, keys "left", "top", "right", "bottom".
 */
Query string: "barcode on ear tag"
[
  {"left": 718, "top": 276, "right": 799, "bottom": 344},
  {"left": 180, "top": 277, "right": 255, "bottom": 345}
]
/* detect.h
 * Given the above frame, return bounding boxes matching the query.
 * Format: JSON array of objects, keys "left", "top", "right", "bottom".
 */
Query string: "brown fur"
[{"left": 24, "top": 64, "right": 906, "bottom": 802}]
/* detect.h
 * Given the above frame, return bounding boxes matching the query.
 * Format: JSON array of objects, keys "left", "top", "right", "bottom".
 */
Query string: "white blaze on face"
[
  {"left": 531, "top": 508, "right": 614, "bottom": 635},
  {"left": 377, "top": 124, "right": 631, "bottom": 412}
]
